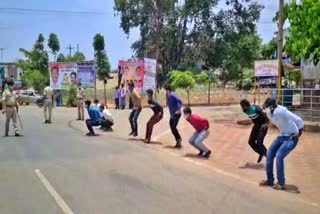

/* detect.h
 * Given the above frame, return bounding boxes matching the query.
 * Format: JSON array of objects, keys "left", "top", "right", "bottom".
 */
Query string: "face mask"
[
  {"left": 9, "top": 86, "right": 14, "bottom": 91},
  {"left": 263, "top": 107, "right": 271, "bottom": 115}
]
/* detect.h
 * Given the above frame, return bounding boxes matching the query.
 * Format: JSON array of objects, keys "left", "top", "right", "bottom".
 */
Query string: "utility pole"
[
  {"left": 76, "top": 44, "right": 79, "bottom": 53},
  {"left": 277, "top": 0, "right": 284, "bottom": 102},
  {"left": 0, "top": 48, "right": 5, "bottom": 63},
  {"left": 66, "top": 44, "right": 74, "bottom": 57}
]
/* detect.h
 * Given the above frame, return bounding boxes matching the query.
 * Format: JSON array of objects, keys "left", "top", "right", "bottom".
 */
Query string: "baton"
[{"left": 16, "top": 110, "right": 23, "bottom": 130}]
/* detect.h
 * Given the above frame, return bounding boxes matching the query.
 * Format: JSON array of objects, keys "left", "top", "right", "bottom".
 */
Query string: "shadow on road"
[
  {"left": 239, "top": 162, "right": 265, "bottom": 171},
  {"left": 284, "top": 184, "right": 301, "bottom": 194}
]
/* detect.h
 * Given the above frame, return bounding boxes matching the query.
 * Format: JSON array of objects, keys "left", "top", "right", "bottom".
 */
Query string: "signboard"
[
  {"left": 49, "top": 62, "right": 77, "bottom": 90},
  {"left": 254, "top": 60, "right": 279, "bottom": 77},
  {"left": 143, "top": 58, "right": 157, "bottom": 91},
  {"left": 118, "top": 60, "right": 144, "bottom": 92},
  {"left": 77, "top": 62, "right": 95, "bottom": 88}
]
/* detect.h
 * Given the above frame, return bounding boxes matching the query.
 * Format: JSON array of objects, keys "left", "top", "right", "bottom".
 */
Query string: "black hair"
[
  {"left": 240, "top": 99, "right": 251, "bottom": 108},
  {"left": 7, "top": 79, "right": 14, "bottom": 86},
  {"left": 136, "top": 66, "right": 141, "bottom": 70},
  {"left": 99, "top": 104, "right": 105, "bottom": 109},
  {"left": 125, "top": 67, "right": 129, "bottom": 70},
  {"left": 263, "top": 97, "right": 277, "bottom": 109},
  {"left": 85, "top": 100, "right": 91, "bottom": 106},
  {"left": 146, "top": 89, "right": 153, "bottom": 96},
  {"left": 165, "top": 85, "right": 172, "bottom": 92},
  {"left": 94, "top": 99, "right": 99, "bottom": 104},
  {"left": 51, "top": 67, "right": 59, "bottom": 72},
  {"left": 183, "top": 106, "right": 192, "bottom": 114},
  {"left": 115, "top": 86, "right": 119, "bottom": 90},
  {"left": 70, "top": 72, "right": 77, "bottom": 77}
]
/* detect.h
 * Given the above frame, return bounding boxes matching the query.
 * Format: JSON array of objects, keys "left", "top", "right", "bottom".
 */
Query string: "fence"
[{"left": 255, "top": 88, "right": 320, "bottom": 122}]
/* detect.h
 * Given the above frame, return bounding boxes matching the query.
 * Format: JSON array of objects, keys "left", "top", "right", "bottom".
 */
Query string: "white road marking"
[{"left": 34, "top": 169, "right": 74, "bottom": 214}]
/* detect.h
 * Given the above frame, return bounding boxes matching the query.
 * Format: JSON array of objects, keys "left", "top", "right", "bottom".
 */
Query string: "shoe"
[
  {"left": 174, "top": 139, "right": 182, "bottom": 148},
  {"left": 44, "top": 120, "right": 48, "bottom": 124},
  {"left": 133, "top": 133, "right": 138, "bottom": 137},
  {"left": 259, "top": 180, "right": 274, "bottom": 187},
  {"left": 4, "top": 134, "right": 8, "bottom": 137},
  {"left": 48, "top": 121, "right": 52, "bottom": 124},
  {"left": 197, "top": 151, "right": 204, "bottom": 156},
  {"left": 86, "top": 132, "right": 95, "bottom": 136},
  {"left": 204, "top": 150, "right": 212, "bottom": 158},
  {"left": 129, "top": 131, "right": 134, "bottom": 136},
  {"left": 257, "top": 154, "right": 264, "bottom": 163},
  {"left": 15, "top": 132, "right": 22, "bottom": 137},
  {"left": 76, "top": 118, "right": 81, "bottom": 121},
  {"left": 273, "top": 184, "right": 286, "bottom": 190}
]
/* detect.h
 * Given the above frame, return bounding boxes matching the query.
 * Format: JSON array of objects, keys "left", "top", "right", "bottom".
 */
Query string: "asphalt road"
[{"left": 0, "top": 106, "right": 318, "bottom": 214}]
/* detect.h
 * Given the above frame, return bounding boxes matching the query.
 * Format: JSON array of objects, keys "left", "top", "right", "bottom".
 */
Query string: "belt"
[{"left": 5, "top": 105, "right": 15, "bottom": 108}]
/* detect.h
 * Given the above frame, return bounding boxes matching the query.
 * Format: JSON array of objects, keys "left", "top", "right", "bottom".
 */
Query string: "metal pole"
[
  {"left": 0, "top": 48, "right": 4, "bottom": 63},
  {"left": 277, "top": 0, "right": 284, "bottom": 102}
]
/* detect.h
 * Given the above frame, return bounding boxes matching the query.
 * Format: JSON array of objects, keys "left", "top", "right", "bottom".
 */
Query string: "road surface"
[{"left": 0, "top": 106, "right": 318, "bottom": 214}]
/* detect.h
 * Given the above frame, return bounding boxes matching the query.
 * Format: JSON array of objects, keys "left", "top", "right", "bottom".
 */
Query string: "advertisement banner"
[
  {"left": 118, "top": 60, "right": 144, "bottom": 92},
  {"left": 50, "top": 62, "right": 77, "bottom": 90},
  {"left": 254, "top": 60, "right": 279, "bottom": 77},
  {"left": 143, "top": 58, "right": 157, "bottom": 91},
  {"left": 77, "top": 61, "right": 95, "bottom": 88}
]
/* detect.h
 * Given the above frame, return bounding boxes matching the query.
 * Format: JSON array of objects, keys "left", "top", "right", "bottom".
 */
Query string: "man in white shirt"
[
  {"left": 43, "top": 82, "right": 54, "bottom": 124},
  {"left": 92, "top": 99, "right": 101, "bottom": 108},
  {"left": 260, "top": 97, "right": 304, "bottom": 190},
  {"left": 99, "top": 104, "right": 114, "bottom": 131}
]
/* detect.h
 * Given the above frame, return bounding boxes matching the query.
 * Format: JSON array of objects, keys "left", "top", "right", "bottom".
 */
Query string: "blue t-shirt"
[
  {"left": 167, "top": 92, "right": 183, "bottom": 118},
  {"left": 86, "top": 106, "right": 101, "bottom": 122}
]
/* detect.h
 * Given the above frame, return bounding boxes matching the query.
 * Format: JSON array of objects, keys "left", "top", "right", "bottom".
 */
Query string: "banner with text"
[
  {"left": 50, "top": 62, "right": 78, "bottom": 90},
  {"left": 77, "top": 61, "right": 95, "bottom": 88},
  {"left": 143, "top": 58, "right": 157, "bottom": 91},
  {"left": 254, "top": 60, "right": 279, "bottom": 77},
  {"left": 117, "top": 60, "right": 144, "bottom": 92}
]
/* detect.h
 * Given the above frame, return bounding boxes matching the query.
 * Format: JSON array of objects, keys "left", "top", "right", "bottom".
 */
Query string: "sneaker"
[
  {"left": 257, "top": 154, "right": 264, "bottom": 163},
  {"left": 204, "top": 150, "right": 212, "bottom": 158},
  {"left": 86, "top": 132, "right": 95, "bottom": 136},
  {"left": 259, "top": 180, "right": 274, "bottom": 187},
  {"left": 133, "top": 133, "right": 138, "bottom": 137},
  {"left": 15, "top": 132, "right": 22, "bottom": 137},
  {"left": 197, "top": 151, "right": 204, "bottom": 156},
  {"left": 48, "top": 121, "right": 52, "bottom": 124},
  {"left": 129, "top": 131, "right": 134, "bottom": 136},
  {"left": 44, "top": 120, "right": 48, "bottom": 124},
  {"left": 76, "top": 118, "right": 82, "bottom": 121},
  {"left": 273, "top": 184, "right": 286, "bottom": 190},
  {"left": 174, "top": 139, "right": 182, "bottom": 148}
]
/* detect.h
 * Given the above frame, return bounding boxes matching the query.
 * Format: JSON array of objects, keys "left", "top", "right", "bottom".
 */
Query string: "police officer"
[
  {"left": 77, "top": 83, "right": 85, "bottom": 120},
  {"left": 1, "top": 79, "right": 21, "bottom": 137},
  {"left": 43, "top": 81, "right": 54, "bottom": 123}
]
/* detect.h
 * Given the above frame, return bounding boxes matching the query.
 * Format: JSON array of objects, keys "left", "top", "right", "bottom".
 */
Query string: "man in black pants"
[
  {"left": 240, "top": 99, "right": 269, "bottom": 163},
  {"left": 166, "top": 86, "right": 183, "bottom": 148}
]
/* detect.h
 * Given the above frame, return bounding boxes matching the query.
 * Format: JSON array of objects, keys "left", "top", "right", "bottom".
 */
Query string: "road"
[{"left": 0, "top": 106, "right": 318, "bottom": 214}]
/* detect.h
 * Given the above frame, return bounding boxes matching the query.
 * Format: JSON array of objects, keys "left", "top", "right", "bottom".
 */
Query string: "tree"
[
  {"left": 57, "top": 53, "right": 66, "bottom": 62},
  {"left": 285, "top": 0, "right": 320, "bottom": 64},
  {"left": 17, "top": 34, "right": 49, "bottom": 91},
  {"left": 195, "top": 70, "right": 216, "bottom": 104},
  {"left": 168, "top": 70, "right": 195, "bottom": 105},
  {"left": 66, "top": 51, "right": 86, "bottom": 62},
  {"left": 261, "top": 39, "right": 277, "bottom": 60},
  {"left": 48, "top": 33, "right": 60, "bottom": 61},
  {"left": 93, "top": 34, "right": 111, "bottom": 103},
  {"left": 114, "top": 0, "right": 263, "bottom": 86}
]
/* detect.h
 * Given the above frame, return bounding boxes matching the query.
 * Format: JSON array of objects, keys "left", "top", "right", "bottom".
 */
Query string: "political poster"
[
  {"left": 118, "top": 60, "right": 144, "bottom": 92},
  {"left": 49, "top": 62, "right": 77, "bottom": 90},
  {"left": 143, "top": 58, "right": 156, "bottom": 91},
  {"left": 77, "top": 61, "right": 95, "bottom": 88},
  {"left": 254, "top": 60, "right": 279, "bottom": 77}
]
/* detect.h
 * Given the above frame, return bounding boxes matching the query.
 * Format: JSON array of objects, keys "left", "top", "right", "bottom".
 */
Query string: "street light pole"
[
  {"left": 0, "top": 48, "right": 5, "bottom": 63},
  {"left": 277, "top": 0, "right": 284, "bottom": 102}
]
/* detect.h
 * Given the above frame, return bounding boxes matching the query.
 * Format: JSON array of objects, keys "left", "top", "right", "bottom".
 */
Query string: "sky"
[{"left": 0, "top": 0, "right": 281, "bottom": 69}]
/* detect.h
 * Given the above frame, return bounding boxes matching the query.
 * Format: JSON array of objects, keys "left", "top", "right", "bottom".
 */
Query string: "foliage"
[
  {"left": 261, "top": 39, "right": 277, "bottom": 60},
  {"left": 66, "top": 51, "right": 86, "bottom": 62},
  {"left": 66, "top": 84, "right": 77, "bottom": 107},
  {"left": 114, "top": 0, "right": 263, "bottom": 86},
  {"left": 168, "top": 70, "right": 195, "bottom": 105},
  {"left": 57, "top": 53, "right": 66, "bottom": 62},
  {"left": 195, "top": 70, "right": 216, "bottom": 85},
  {"left": 20, "top": 70, "right": 47, "bottom": 92},
  {"left": 48, "top": 33, "right": 60, "bottom": 60},
  {"left": 285, "top": 69, "right": 301, "bottom": 88},
  {"left": 17, "top": 34, "right": 49, "bottom": 91},
  {"left": 285, "top": 0, "right": 320, "bottom": 64},
  {"left": 93, "top": 34, "right": 105, "bottom": 52}
]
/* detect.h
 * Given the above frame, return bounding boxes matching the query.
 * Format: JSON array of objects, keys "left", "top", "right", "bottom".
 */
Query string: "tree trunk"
[
  {"left": 187, "top": 90, "right": 190, "bottom": 106},
  {"left": 208, "top": 82, "right": 211, "bottom": 105},
  {"left": 103, "top": 80, "right": 107, "bottom": 105}
]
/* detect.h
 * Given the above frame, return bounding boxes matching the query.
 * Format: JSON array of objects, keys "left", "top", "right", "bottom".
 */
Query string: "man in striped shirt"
[{"left": 240, "top": 99, "right": 269, "bottom": 163}]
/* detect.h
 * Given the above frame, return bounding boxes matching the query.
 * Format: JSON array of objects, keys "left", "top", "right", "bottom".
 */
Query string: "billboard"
[
  {"left": 143, "top": 58, "right": 157, "bottom": 91},
  {"left": 49, "top": 62, "right": 78, "bottom": 90},
  {"left": 118, "top": 60, "right": 144, "bottom": 92},
  {"left": 77, "top": 61, "right": 95, "bottom": 88},
  {"left": 254, "top": 60, "right": 279, "bottom": 77}
]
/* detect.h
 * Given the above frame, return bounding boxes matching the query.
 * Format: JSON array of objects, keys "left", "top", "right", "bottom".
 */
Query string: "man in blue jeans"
[
  {"left": 85, "top": 100, "right": 102, "bottom": 136},
  {"left": 260, "top": 97, "right": 304, "bottom": 190},
  {"left": 128, "top": 83, "right": 142, "bottom": 137}
]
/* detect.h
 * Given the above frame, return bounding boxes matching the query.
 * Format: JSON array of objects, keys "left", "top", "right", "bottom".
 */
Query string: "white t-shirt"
[{"left": 100, "top": 109, "right": 113, "bottom": 122}]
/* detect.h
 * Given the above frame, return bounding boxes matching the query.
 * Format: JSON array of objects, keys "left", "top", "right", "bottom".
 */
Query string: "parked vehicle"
[{"left": 17, "top": 90, "right": 44, "bottom": 106}]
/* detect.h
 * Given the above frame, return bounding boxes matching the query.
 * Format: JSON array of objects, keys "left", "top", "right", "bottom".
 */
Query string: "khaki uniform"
[
  {"left": 77, "top": 88, "right": 85, "bottom": 120},
  {"left": 43, "top": 86, "right": 54, "bottom": 122},
  {"left": 2, "top": 89, "right": 19, "bottom": 136}
]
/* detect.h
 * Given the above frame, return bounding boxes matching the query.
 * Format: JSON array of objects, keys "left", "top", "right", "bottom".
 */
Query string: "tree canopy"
[
  {"left": 285, "top": 0, "right": 320, "bottom": 64},
  {"left": 114, "top": 0, "right": 263, "bottom": 85},
  {"left": 48, "top": 33, "right": 60, "bottom": 60}
]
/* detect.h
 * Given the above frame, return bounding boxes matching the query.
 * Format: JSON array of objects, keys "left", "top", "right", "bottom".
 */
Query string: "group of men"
[{"left": 2, "top": 78, "right": 305, "bottom": 190}]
